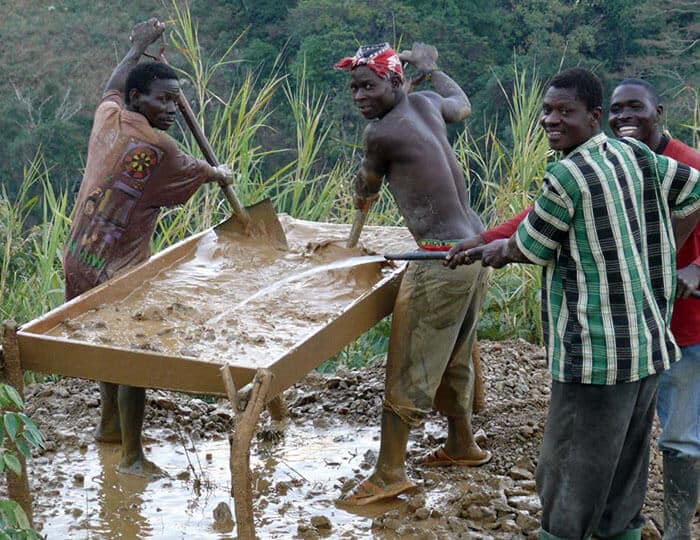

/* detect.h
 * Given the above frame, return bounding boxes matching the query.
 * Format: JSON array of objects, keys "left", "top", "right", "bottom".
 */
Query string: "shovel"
[
  {"left": 346, "top": 201, "right": 371, "bottom": 249},
  {"left": 154, "top": 39, "right": 287, "bottom": 249}
]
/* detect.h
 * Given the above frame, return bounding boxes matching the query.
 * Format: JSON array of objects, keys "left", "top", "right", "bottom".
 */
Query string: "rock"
[
  {"left": 297, "top": 525, "right": 320, "bottom": 540},
  {"left": 396, "top": 525, "right": 417, "bottom": 536},
  {"left": 382, "top": 518, "right": 401, "bottom": 530},
  {"left": 495, "top": 517, "right": 519, "bottom": 532},
  {"left": 519, "top": 479, "right": 537, "bottom": 491},
  {"left": 446, "top": 516, "right": 467, "bottom": 533},
  {"left": 152, "top": 397, "right": 177, "bottom": 410},
  {"left": 422, "top": 471, "right": 442, "bottom": 485},
  {"left": 508, "top": 494, "right": 541, "bottom": 513},
  {"left": 430, "top": 508, "right": 443, "bottom": 518},
  {"left": 515, "top": 511, "right": 540, "bottom": 531},
  {"left": 641, "top": 519, "right": 662, "bottom": 540},
  {"left": 412, "top": 531, "right": 438, "bottom": 540},
  {"left": 462, "top": 506, "right": 484, "bottom": 520},
  {"left": 212, "top": 501, "right": 234, "bottom": 532},
  {"left": 310, "top": 515, "right": 332, "bottom": 531},
  {"left": 505, "top": 485, "right": 532, "bottom": 497},
  {"left": 407, "top": 494, "right": 426, "bottom": 511},
  {"left": 508, "top": 466, "right": 534, "bottom": 481},
  {"left": 415, "top": 507, "right": 430, "bottom": 520},
  {"left": 514, "top": 456, "right": 535, "bottom": 471}
]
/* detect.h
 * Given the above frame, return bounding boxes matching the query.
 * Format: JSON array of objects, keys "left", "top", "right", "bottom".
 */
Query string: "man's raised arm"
[
  {"left": 104, "top": 18, "right": 165, "bottom": 95},
  {"left": 399, "top": 42, "right": 471, "bottom": 123}
]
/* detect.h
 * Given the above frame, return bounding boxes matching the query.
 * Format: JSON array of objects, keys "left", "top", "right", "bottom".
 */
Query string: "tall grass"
[
  {"left": 1, "top": 152, "right": 68, "bottom": 323},
  {"left": 458, "top": 66, "right": 550, "bottom": 343}
]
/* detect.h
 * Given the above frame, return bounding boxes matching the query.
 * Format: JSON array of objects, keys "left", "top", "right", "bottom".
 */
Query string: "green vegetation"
[
  {"left": 0, "top": 384, "right": 44, "bottom": 540},
  {"left": 1, "top": 0, "right": 697, "bottom": 197}
]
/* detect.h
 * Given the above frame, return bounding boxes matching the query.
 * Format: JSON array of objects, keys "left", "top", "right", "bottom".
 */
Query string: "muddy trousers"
[{"left": 537, "top": 376, "right": 657, "bottom": 540}]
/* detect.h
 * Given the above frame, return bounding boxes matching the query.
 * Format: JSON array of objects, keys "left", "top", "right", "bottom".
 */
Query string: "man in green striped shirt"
[{"left": 447, "top": 68, "right": 700, "bottom": 539}]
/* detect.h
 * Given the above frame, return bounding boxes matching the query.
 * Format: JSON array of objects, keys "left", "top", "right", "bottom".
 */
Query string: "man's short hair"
[
  {"left": 549, "top": 68, "right": 603, "bottom": 112},
  {"left": 616, "top": 78, "right": 660, "bottom": 105},
  {"left": 124, "top": 62, "right": 178, "bottom": 105}
]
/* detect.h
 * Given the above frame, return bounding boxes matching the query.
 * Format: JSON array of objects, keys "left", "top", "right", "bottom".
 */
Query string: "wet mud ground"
[{"left": 19, "top": 340, "right": 700, "bottom": 539}]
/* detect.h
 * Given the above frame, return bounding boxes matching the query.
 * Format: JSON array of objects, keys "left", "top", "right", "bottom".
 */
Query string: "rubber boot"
[{"left": 662, "top": 451, "right": 700, "bottom": 540}]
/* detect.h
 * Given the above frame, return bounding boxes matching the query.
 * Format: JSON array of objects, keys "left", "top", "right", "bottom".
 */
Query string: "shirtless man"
[
  {"left": 334, "top": 42, "right": 490, "bottom": 505},
  {"left": 64, "top": 19, "right": 232, "bottom": 477}
]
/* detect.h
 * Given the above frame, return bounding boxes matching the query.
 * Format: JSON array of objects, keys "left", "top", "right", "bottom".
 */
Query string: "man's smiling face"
[
  {"left": 608, "top": 84, "right": 662, "bottom": 147},
  {"left": 540, "top": 86, "right": 601, "bottom": 154}
]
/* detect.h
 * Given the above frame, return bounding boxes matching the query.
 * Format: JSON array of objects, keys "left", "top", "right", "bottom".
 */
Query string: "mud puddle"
[
  {"left": 23, "top": 341, "right": 697, "bottom": 539},
  {"left": 32, "top": 420, "right": 425, "bottom": 539}
]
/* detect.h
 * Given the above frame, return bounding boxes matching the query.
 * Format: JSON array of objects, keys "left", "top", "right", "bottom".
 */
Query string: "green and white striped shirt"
[{"left": 516, "top": 132, "right": 700, "bottom": 384}]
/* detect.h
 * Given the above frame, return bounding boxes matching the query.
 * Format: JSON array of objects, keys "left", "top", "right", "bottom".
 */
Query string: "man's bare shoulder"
[
  {"left": 363, "top": 116, "right": 405, "bottom": 149},
  {"left": 407, "top": 91, "right": 442, "bottom": 110}
]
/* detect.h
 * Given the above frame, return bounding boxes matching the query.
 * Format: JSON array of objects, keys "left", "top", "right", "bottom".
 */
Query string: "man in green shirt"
[{"left": 447, "top": 68, "right": 700, "bottom": 539}]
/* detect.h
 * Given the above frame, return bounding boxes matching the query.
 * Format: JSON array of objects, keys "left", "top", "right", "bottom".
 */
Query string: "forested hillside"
[{"left": 1, "top": 0, "right": 697, "bottom": 202}]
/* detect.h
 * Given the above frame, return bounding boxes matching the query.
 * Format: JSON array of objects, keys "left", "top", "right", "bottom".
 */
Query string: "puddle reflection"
[{"left": 35, "top": 422, "right": 388, "bottom": 539}]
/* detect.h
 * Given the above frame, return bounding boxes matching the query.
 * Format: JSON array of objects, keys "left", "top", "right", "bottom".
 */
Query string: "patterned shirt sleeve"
[
  {"left": 148, "top": 133, "right": 214, "bottom": 207},
  {"left": 515, "top": 165, "right": 578, "bottom": 266}
]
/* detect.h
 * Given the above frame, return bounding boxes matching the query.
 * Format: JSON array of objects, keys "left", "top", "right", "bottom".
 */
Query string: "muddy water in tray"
[
  {"left": 48, "top": 217, "right": 413, "bottom": 366},
  {"left": 34, "top": 419, "right": 433, "bottom": 539}
]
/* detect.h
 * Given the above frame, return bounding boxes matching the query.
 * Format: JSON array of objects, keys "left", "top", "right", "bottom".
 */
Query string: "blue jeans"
[{"left": 657, "top": 343, "right": 700, "bottom": 458}]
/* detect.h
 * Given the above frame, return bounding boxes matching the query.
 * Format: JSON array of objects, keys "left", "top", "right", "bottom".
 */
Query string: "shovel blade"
[{"left": 215, "top": 198, "right": 288, "bottom": 250}]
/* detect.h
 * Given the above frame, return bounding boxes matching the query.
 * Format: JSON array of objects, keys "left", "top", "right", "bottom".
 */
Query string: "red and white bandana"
[{"left": 335, "top": 43, "right": 404, "bottom": 83}]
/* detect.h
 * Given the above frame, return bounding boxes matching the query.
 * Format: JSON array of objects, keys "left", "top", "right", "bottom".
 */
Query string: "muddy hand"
[
  {"left": 399, "top": 42, "right": 438, "bottom": 74},
  {"left": 129, "top": 18, "right": 165, "bottom": 51},
  {"left": 445, "top": 235, "right": 485, "bottom": 268},
  {"left": 214, "top": 163, "right": 234, "bottom": 185}
]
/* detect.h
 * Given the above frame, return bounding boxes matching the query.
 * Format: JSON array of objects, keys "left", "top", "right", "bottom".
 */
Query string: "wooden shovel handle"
[
  {"left": 157, "top": 50, "right": 251, "bottom": 226},
  {"left": 346, "top": 208, "right": 368, "bottom": 249}
]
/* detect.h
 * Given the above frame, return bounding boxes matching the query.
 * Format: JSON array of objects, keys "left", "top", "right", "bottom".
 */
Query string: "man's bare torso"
[{"left": 365, "top": 92, "right": 483, "bottom": 242}]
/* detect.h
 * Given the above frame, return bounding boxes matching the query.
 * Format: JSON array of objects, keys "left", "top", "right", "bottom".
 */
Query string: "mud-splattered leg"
[
  {"left": 116, "top": 385, "right": 165, "bottom": 478},
  {"left": 95, "top": 382, "right": 121, "bottom": 443}
]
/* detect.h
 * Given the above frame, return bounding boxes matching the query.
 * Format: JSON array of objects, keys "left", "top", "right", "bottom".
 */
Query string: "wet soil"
[
  {"left": 47, "top": 217, "right": 415, "bottom": 367},
  {"left": 20, "top": 339, "right": 699, "bottom": 539}
]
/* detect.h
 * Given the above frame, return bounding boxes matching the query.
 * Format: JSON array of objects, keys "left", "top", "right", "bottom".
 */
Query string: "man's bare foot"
[
  {"left": 94, "top": 423, "right": 122, "bottom": 443},
  {"left": 117, "top": 457, "right": 168, "bottom": 479}
]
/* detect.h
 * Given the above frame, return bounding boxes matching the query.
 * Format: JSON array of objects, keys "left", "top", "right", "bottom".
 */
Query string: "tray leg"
[
  {"left": 220, "top": 367, "right": 272, "bottom": 540},
  {"left": 2, "top": 320, "right": 33, "bottom": 526}
]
